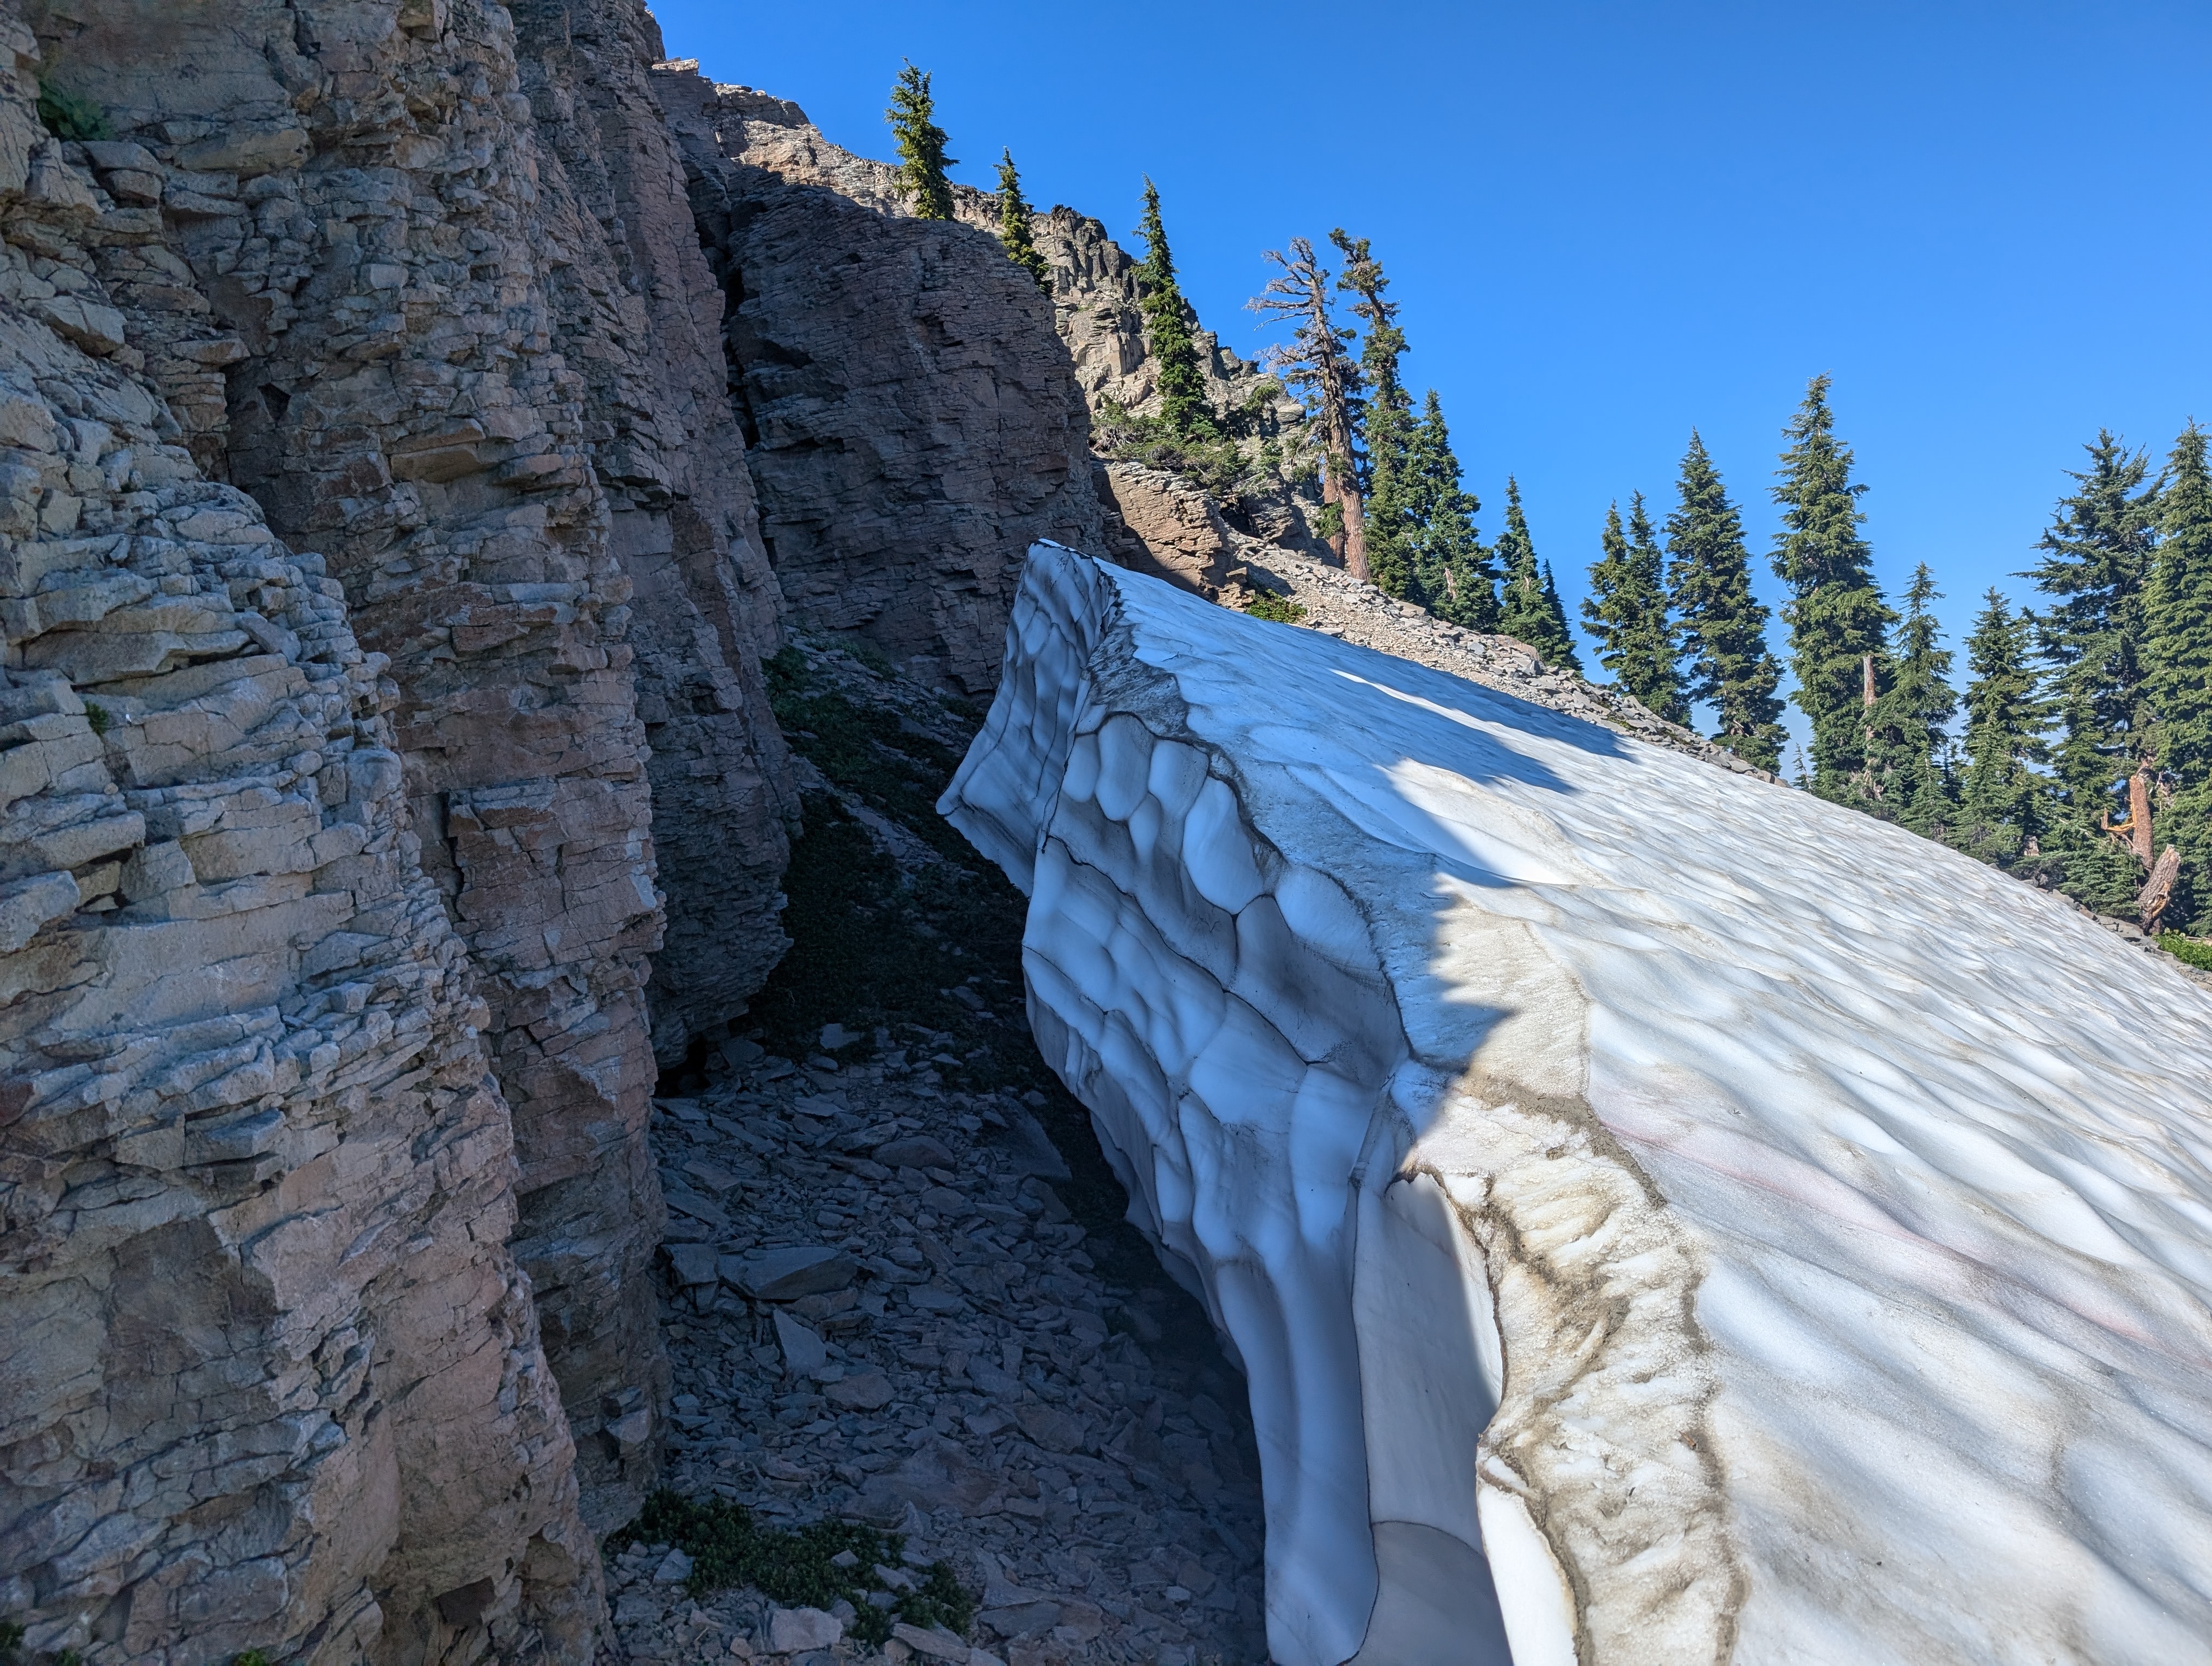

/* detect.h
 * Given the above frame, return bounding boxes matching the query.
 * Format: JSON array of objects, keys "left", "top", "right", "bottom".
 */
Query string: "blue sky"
[{"left": 649, "top": 0, "right": 2211, "bottom": 750}]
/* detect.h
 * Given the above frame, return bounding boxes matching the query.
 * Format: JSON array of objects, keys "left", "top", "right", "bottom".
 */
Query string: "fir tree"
[
  {"left": 2028, "top": 430, "right": 2164, "bottom": 915},
  {"left": 1135, "top": 179, "right": 1215, "bottom": 444},
  {"left": 1333, "top": 231, "right": 1414, "bottom": 595},
  {"left": 1870, "top": 564, "right": 1958, "bottom": 834},
  {"left": 1584, "top": 492, "right": 1685, "bottom": 722},
  {"left": 1954, "top": 588, "right": 2049, "bottom": 865},
  {"left": 1251, "top": 238, "right": 1368, "bottom": 579},
  {"left": 1401, "top": 392, "right": 1498, "bottom": 630},
  {"left": 1666, "top": 432, "right": 1784, "bottom": 769},
  {"left": 1495, "top": 478, "right": 1581, "bottom": 671},
  {"left": 884, "top": 62, "right": 955, "bottom": 220},
  {"left": 994, "top": 149, "right": 1051, "bottom": 294},
  {"left": 1771, "top": 375, "right": 1895, "bottom": 800},
  {"left": 2146, "top": 422, "right": 2212, "bottom": 932}
]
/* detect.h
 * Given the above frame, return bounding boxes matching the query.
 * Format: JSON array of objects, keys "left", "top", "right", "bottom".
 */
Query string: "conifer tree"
[
  {"left": 1584, "top": 492, "right": 1685, "bottom": 721},
  {"left": 1333, "top": 232, "right": 1413, "bottom": 594},
  {"left": 1401, "top": 391, "right": 1498, "bottom": 630},
  {"left": 885, "top": 62, "right": 955, "bottom": 220},
  {"left": 1496, "top": 477, "right": 1581, "bottom": 671},
  {"left": 1870, "top": 564, "right": 1958, "bottom": 834},
  {"left": 1666, "top": 432, "right": 1784, "bottom": 770},
  {"left": 1771, "top": 375, "right": 1895, "bottom": 800},
  {"left": 994, "top": 149, "right": 1051, "bottom": 294},
  {"left": 1252, "top": 238, "right": 1368, "bottom": 580},
  {"left": 1954, "top": 588, "right": 2049, "bottom": 864},
  {"left": 2029, "top": 430, "right": 2163, "bottom": 914},
  {"left": 2146, "top": 422, "right": 2212, "bottom": 932},
  {"left": 1134, "top": 179, "right": 1215, "bottom": 444}
]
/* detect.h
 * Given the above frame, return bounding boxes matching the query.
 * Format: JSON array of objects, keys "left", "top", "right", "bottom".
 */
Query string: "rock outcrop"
[
  {"left": 15, "top": 0, "right": 804, "bottom": 1534},
  {"left": 659, "top": 68, "right": 1105, "bottom": 695},
  {"left": 948, "top": 544, "right": 2212, "bottom": 1666},
  {"left": 0, "top": 16, "right": 600, "bottom": 1660}
]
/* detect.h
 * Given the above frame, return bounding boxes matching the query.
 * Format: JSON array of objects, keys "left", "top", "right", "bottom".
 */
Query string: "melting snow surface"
[{"left": 942, "top": 545, "right": 2212, "bottom": 1666}]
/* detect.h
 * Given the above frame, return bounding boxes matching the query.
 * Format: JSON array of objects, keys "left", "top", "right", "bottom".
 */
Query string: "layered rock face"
[
  {"left": 947, "top": 544, "right": 2212, "bottom": 1666},
  {"left": 659, "top": 69, "right": 1104, "bottom": 694},
  {"left": 16, "top": 0, "right": 801, "bottom": 1529},
  {"left": 0, "top": 18, "right": 599, "bottom": 1661}
]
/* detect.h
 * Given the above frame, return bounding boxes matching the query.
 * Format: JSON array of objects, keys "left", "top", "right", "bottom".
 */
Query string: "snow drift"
[{"left": 940, "top": 543, "right": 2212, "bottom": 1666}]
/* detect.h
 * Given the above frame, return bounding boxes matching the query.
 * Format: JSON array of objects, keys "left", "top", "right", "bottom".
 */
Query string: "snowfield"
[{"left": 941, "top": 544, "right": 2212, "bottom": 1666}]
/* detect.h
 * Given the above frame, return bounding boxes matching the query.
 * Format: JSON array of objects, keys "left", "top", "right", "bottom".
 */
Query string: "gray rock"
[
  {"left": 874, "top": 1135, "right": 957, "bottom": 1170},
  {"left": 734, "top": 1246, "right": 859, "bottom": 1299},
  {"left": 768, "top": 1606, "right": 844, "bottom": 1651},
  {"left": 773, "top": 1311, "right": 829, "bottom": 1377}
]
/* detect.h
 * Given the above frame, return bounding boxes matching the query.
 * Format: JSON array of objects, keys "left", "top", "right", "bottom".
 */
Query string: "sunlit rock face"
[{"left": 943, "top": 542, "right": 2212, "bottom": 1666}]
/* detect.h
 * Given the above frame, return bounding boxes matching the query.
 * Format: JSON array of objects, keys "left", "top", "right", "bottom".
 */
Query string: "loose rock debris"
[{"left": 605, "top": 1052, "right": 1270, "bottom": 1665}]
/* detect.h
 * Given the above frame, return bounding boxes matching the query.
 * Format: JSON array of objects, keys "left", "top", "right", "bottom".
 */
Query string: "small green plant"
[
  {"left": 1, "top": 1619, "right": 24, "bottom": 1664},
  {"left": 36, "top": 80, "right": 111, "bottom": 141},
  {"left": 82, "top": 701, "right": 111, "bottom": 736},
  {"left": 232, "top": 1652, "right": 273, "bottom": 1666},
  {"left": 2159, "top": 931, "right": 2212, "bottom": 971},
  {"left": 1243, "top": 591, "right": 1308, "bottom": 625},
  {"left": 609, "top": 1490, "right": 972, "bottom": 1648}
]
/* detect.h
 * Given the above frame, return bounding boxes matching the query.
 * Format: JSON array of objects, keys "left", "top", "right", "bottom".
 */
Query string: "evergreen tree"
[
  {"left": 1251, "top": 238, "right": 1368, "bottom": 579},
  {"left": 1954, "top": 587, "right": 2049, "bottom": 865},
  {"left": 2146, "top": 422, "right": 2212, "bottom": 932},
  {"left": 1333, "top": 231, "right": 1414, "bottom": 595},
  {"left": 1666, "top": 432, "right": 1785, "bottom": 770},
  {"left": 2028, "top": 430, "right": 2163, "bottom": 914},
  {"left": 884, "top": 62, "right": 955, "bottom": 220},
  {"left": 1400, "top": 391, "right": 1498, "bottom": 630},
  {"left": 1584, "top": 492, "right": 1685, "bottom": 721},
  {"left": 1869, "top": 564, "right": 1958, "bottom": 834},
  {"left": 1771, "top": 375, "right": 1895, "bottom": 799},
  {"left": 1495, "top": 477, "right": 1581, "bottom": 671},
  {"left": 1134, "top": 180, "right": 1215, "bottom": 444},
  {"left": 994, "top": 149, "right": 1051, "bottom": 294}
]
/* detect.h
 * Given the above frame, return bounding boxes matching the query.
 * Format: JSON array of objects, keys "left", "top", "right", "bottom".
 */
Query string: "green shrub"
[
  {"left": 2159, "top": 931, "right": 2212, "bottom": 971},
  {"left": 82, "top": 701, "right": 111, "bottom": 736},
  {"left": 36, "top": 80, "right": 110, "bottom": 141},
  {"left": 609, "top": 1489, "right": 973, "bottom": 1647},
  {"left": 1243, "top": 591, "right": 1307, "bottom": 625}
]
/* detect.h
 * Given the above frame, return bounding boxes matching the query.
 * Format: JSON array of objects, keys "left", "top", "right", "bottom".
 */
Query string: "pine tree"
[
  {"left": 2146, "top": 422, "right": 2212, "bottom": 932},
  {"left": 1666, "top": 432, "right": 1785, "bottom": 770},
  {"left": 1584, "top": 492, "right": 1685, "bottom": 721},
  {"left": 1251, "top": 238, "right": 1368, "bottom": 580},
  {"left": 1132, "top": 179, "right": 1216, "bottom": 444},
  {"left": 1401, "top": 391, "right": 1498, "bottom": 630},
  {"left": 1495, "top": 477, "right": 1580, "bottom": 671},
  {"left": 1333, "top": 231, "right": 1414, "bottom": 595},
  {"left": 995, "top": 149, "right": 1051, "bottom": 294},
  {"left": 2028, "top": 430, "right": 2164, "bottom": 915},
  {"left": 885, "top": 62, "right": 955, "bottom": 220},
  {"left": 1869, "top": 564, "right": 1958, "bottom": 834},
  {"left": 1771, "top": 375, "right": 1895, "bottom": 800},
  {"left": 1954, "top": 587, "right": 2049, "bottom": 865}
]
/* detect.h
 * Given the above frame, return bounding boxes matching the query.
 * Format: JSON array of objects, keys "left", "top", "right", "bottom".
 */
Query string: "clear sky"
[{"left": 648, "top": 0, "right": 2211, "bottom": 749}]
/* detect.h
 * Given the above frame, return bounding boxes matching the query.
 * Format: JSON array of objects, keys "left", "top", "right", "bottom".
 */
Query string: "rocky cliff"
[
  {"left": 0, "top": 14, "right": 602, "bottom": 1661},
  {"left": 653, "top": 75, "right": 1322, "bottom": 569},
  {"left": 1, "top": 0, "right": 1140, "bottom": 1655},
  {"left": 658, "top": 68, "right": 1105, "bottom": 695}
]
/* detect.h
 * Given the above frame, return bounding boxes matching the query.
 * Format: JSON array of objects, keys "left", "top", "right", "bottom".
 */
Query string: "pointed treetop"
[
  {"left": 995, "top": 148, "right": 1051, "bottom": 294},
  {"left": 1131, "top": 179, "right": 1213, "bottom": 443},
  {"left": 885, "top": 61, "right": 956, "bottom": 220}
]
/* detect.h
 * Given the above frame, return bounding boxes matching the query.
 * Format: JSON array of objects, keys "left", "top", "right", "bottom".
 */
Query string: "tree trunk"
[
  {"left": 1340, "top": 476, "right": 1369, "bottom": 583},
  {"left": 2129, "top": 767, "right": 2155, "bottom": 868},
  {"left": 2139, "top": 843, "right": 2182, "bottom": 933}
]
